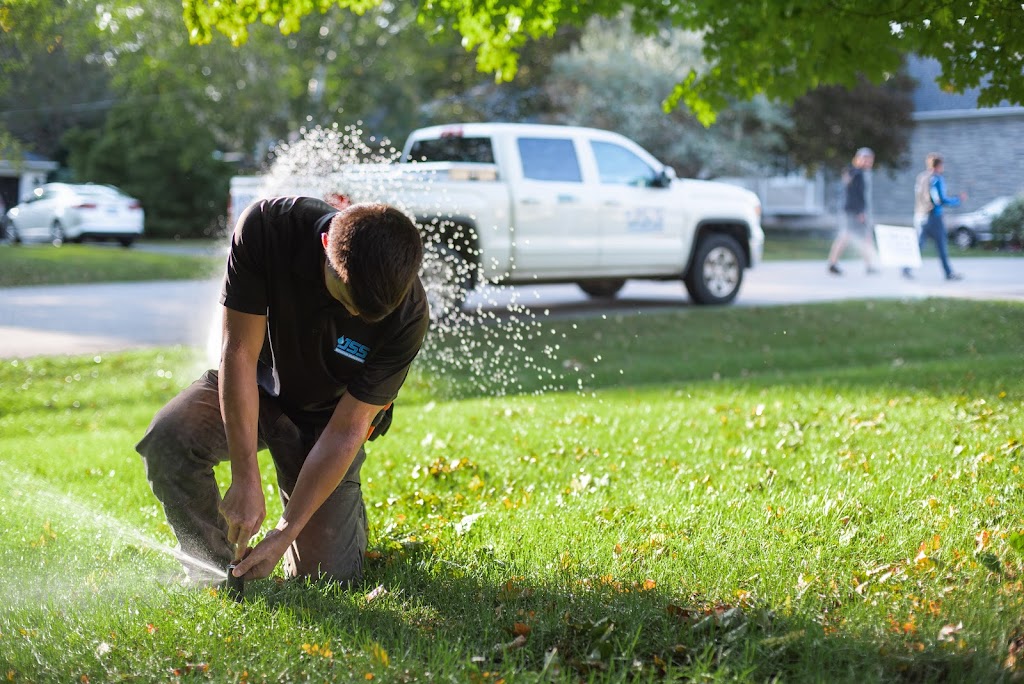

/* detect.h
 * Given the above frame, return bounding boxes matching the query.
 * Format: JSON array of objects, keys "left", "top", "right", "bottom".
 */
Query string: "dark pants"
[
  {"left": 920, "top": 212, "right": 954, "bottom": 277},
  {"left": 136, "top": 370, "right": 367, "bottom": 583}
]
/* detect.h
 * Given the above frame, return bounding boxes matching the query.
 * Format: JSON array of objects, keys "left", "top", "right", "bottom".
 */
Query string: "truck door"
[
  {"left": 589, "top": 141, "right": 683, "bottom": 273},
  {"left": 509, "top": 136, "right": 602, "bottom": 277}
]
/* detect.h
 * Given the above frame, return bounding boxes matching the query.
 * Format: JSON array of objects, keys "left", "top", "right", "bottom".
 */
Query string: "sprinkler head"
[{"left": 225, "top": 563, "right": 244, "bottom": 602}]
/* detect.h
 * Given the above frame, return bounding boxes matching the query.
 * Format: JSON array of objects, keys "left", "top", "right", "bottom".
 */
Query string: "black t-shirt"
[{"left": 220, "top": 196, "right": 429, "bottom": 425}]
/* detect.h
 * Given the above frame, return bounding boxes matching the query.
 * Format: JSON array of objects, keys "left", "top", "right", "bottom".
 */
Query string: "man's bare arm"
[{"left": 218, "top": 306, "right": 267, "bottom": 559}]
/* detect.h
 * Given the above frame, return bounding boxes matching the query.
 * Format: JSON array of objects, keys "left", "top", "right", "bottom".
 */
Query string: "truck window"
[
  {"left": 406, "top": 137, "right": 495, "bottom": 163},
  {"left": 517, "top": 138, "right": 582, "bottom": 183},
  {"left": 591, "top": 141, "right": 657, "bottom": 187}
]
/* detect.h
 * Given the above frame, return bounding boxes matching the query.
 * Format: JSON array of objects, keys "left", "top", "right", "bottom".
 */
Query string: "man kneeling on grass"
[{"left": 137, "top": 197, "right": 429, "bottom": 586}]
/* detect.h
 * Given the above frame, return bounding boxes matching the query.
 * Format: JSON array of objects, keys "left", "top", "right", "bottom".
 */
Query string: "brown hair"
[{"left": 326, "top": 203, "right": 423, "bottom": 322}]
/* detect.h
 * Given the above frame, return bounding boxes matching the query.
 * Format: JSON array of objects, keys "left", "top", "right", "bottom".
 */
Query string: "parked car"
[
  {"left": 3, "top": 183, "right": 144, "bottom": 247},
  {"left": 947, "top": 196, "right": 1013, "bottom": 249}
]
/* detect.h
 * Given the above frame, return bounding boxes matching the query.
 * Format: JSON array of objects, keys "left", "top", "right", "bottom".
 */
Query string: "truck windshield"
[{"left": 406, "top": 137, "right": 495, "bottom": 163}]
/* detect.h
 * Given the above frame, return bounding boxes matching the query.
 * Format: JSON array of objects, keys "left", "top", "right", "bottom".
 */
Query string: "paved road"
[{"left": 0, "top": 257, "right": 1021, "bottom": 359}]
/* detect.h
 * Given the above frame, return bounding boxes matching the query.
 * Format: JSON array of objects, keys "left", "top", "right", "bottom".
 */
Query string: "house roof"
[
  {"left": 0, "top": 152, "right": 59, "bottom": 174},
  {"left": 906, "top": 54, "right": 1012, "bottom": 113}
]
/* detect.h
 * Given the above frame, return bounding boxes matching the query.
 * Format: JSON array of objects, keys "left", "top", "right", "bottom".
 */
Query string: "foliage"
[
  {"left": 1, "top": 1, "right": 487, "bottom": 234},
  {"left": 2, "top": 300, "right": 1024, "bottom": 681},
  {"left": 991, "top": 197, "right": 1024, "bottom": 245},
  {"left": 63, "top": 100, "right": 233, "bottom": 239},
  {"left": 0, "top": 243, "right": 223, "bottom": 288},
  {"left": 181, "top": 0, "right": 1024, "bottom": 125},
  {"left": 421, "top": 26, "right": 583, "bottom": 125},
  {"left": 785, "top": 71, "right": 917, "bottom": 173},
  {"left": 0, "top": 3, "right": 113, "bottom": 162},
  {"left": 95, "top": 1, "right": 483, "bottom": 160},
  {"left": 542, "top": 16, "right": 789, "bottom": 178}
]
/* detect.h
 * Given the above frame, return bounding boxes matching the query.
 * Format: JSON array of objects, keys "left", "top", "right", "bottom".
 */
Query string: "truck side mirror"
[{"left": 652, "top": 166, "right": 676, "bottom": 188}]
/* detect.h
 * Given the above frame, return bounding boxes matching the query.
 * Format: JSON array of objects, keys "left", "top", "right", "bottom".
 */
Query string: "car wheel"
[
  {"left": 421, "top": 244, "right": 477, "bottom": 320},
  {"left": 8, "top": 222, "right": 21, "bottom": 245},
  {"left": 118, "top": 237, "right": 135, "bottom": 248},
  {"left": 953, "top": 227, "right": 975, "bottom": 250},
  {"left": 684, "top": 233, "right": 745, "bottom": 305},
  {"left": 51, "top": 221, "right": 66, "bottom": 245},
  {"left": 577, "top": 279, "right": 626, "bottom": 299}
]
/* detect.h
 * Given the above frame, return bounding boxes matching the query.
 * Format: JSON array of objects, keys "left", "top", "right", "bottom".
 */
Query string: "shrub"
[{"left": 991, "top": 196, "right": 1024, "bottom": 246}]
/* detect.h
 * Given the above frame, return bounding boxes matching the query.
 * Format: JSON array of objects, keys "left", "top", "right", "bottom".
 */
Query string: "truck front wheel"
[{"left": 684, "top": 233, "right": 745, "bottom": 305}]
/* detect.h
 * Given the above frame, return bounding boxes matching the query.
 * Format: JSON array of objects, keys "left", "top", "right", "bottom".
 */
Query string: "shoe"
[
  {"left": 946, "top": 272, "right": 964, "bottom": 281},
  {"left": 828, "top": 263, "right": 842, "bottom": 275},
  {"left": 901, "top": 268, "right": 914, "bottom": 280}
]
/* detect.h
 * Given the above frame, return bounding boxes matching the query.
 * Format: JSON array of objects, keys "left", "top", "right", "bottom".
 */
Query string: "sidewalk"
[
  {"left": 0, "top": 279, "right": 222, "bottom": 359},
  {"left": 0, "top": 258, "right": 1020, "bottom": 359}
]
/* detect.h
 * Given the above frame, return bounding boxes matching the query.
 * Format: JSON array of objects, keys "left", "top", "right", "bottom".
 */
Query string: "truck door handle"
[
  {"left": 604, "top": 200, "right": 622, "bottom": 207},
  {"left": 520, "top": 197, "right": 541, "bottom": 205},
  {"left": 557, "top": 194, "right": 578, "bottom": 204}
]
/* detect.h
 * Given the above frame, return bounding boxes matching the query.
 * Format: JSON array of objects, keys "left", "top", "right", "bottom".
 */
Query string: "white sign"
[{"left": 874, "top": 224, "right": 921, "bottom": 268}]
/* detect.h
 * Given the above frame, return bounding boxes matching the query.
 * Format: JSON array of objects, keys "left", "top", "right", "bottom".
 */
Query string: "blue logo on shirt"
[{"left": 334, "top": 336, "right": 370, "bottom": 363}]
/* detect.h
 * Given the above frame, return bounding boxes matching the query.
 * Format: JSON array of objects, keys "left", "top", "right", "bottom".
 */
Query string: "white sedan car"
[
  {"left": 947, "top": 196, "right": 1013, "bottom": 249},
  {"left": 3, "top": 183, "right": 145, "bottom": 247}
]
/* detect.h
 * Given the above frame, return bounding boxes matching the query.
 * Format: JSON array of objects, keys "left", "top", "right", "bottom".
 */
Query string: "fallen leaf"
[
  {"left": 512, "top": 622, "right": 531, "bottom": 636},
  {"left": 493, "top": 635, "right": 528, "bottom": 652},
  {"left": 666, "top": 604, "right": 698, "bottom": 622},
  {"left": 1005, "top": 633, "right": 1024, "bottom": 671},
  {"left": 938, "top": 623, "right": 964, "bottom": 642},
  {"left": 146, "top": 623, "right": 157, "bottom": 634},
  {"left": 370, "top": 642, "right": 389, "bottom": 667},
  {"left": 366, "top": 585, "right": 388, "bottom": 603}
]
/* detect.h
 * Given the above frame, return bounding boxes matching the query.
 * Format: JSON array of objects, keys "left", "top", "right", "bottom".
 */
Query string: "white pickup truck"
[{"left": 230, "top": 122, "right": 764, "bottom": 307}]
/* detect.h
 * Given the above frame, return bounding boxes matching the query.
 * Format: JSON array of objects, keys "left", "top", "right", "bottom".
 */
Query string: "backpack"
[{"left": 914, "top": 172, "right": 935, "bottom": 214}]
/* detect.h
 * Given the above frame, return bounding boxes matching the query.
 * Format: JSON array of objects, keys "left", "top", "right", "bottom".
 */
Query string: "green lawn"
[
  {"left": 0, "top": 243, "right": 223, "bottom": 287},
  {"left": 763, "top": 231, "right": 1023, "bottom": 261},
  {"left": 2, "top": 300, "right": 1023, "bottom": 682}
]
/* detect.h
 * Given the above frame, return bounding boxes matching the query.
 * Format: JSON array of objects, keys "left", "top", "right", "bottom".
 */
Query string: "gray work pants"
[{"left": 136, "top": 370, "right": 367, "bottom": 584}]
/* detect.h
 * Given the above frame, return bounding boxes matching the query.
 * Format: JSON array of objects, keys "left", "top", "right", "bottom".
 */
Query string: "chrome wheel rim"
[{"left": 702, "top": 246, "right": 740, "bottom": 297}]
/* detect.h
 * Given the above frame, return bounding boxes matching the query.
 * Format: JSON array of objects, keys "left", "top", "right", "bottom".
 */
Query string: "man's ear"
[{"left": 321, "top": 232, "right": 329, "bottom": 249}]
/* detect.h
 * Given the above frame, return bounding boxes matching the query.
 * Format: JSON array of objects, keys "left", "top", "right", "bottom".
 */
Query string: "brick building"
[{"left": 871, "top": 56, "right": 1024, "bottom": 225}]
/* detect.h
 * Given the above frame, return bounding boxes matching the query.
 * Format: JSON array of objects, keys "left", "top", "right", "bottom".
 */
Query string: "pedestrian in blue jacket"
[{"left": 903, "top": 156, "right": 966, "bottom": 281}]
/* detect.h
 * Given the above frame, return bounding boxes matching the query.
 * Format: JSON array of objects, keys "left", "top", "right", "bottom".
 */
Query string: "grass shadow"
[{"left": 245, "top": 544, "right": 1009, "bottom": 682}]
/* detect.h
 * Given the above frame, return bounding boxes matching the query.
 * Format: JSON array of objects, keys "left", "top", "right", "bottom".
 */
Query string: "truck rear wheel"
[
  {"left": 684, "top": 233, "right": 745, "bottom": 305},
  {"left": 577, "top": 279, "right": 626, "bottom": 299}
]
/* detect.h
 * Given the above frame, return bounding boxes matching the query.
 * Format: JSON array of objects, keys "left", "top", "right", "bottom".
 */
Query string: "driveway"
[
  {"left": 0, "top": 257, "right": 1021, "bottom": 359},
  {"left": 0, "top": 279, "right": 222, "bottom": 359}
]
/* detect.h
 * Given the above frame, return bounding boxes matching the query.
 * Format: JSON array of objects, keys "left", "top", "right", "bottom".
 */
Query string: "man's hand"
[
  {"left": 231, "top": 528, "right": 292, "bottom": 580},
  {"left": 219, "top": 477, "right": 266, "bottom": 560}
]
